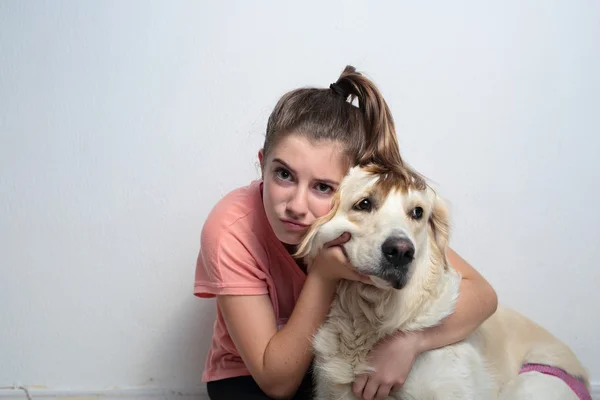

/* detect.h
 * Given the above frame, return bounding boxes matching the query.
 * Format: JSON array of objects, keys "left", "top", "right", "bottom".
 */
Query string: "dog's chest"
[
  {"left": 313, "top": 291, "right": 393, "bottom": 378},
  {"left": 334, "top": 313, "right": 381, "bottom": 360}
]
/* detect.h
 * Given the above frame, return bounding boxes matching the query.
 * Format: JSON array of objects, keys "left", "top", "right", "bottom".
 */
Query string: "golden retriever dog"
[{"left": 295, "top": 163, "right": 590, "bottom": 400}]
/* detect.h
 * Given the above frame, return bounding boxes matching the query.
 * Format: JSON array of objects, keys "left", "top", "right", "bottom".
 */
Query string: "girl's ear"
[
  {"left": 294, "top": 194, "right": 341, "bottom": 261},
  {"left": 258, "top": 149, "right": 264, "bottom": 167},
  {"left": 258, "top": 149, "right": 265, "bottom": 177}
]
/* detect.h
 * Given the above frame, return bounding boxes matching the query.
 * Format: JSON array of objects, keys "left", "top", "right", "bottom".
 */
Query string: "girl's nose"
[{"left": 286, "top": 187, "right": 308, "bottom": 217}]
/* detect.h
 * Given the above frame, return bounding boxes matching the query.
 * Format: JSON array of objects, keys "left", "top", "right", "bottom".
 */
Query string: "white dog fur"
[{"left": 295, "top": 164, "right": 589, "bottom": 400}]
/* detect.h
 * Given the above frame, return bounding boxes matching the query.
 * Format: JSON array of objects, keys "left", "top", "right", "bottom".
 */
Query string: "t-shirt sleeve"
[{"left": 194, "top": 221, "right": 269, "bottom": 298}]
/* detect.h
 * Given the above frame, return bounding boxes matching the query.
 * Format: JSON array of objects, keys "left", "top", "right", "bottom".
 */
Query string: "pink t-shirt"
[{"left": 194, "top": 179, "right": 308, "bottom": 382}]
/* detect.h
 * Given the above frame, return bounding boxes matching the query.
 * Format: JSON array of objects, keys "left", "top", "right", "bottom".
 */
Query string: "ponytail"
[
  {"left": 262, "top": 65, "right": 411, "bottom": 184},
  {"left": 330, "top": 66, "right": 404, "bottom": 168}
]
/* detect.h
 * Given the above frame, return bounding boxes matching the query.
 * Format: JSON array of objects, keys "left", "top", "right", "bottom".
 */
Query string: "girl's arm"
[
  {"left": 417, "top": 248, "right": 498, "bottom": 351},
  {"left": 217, "top": 235, "right": 366, "bottom": 399},
  {"left": 218, "top": 273, "right": 334, "bottom": 399}
]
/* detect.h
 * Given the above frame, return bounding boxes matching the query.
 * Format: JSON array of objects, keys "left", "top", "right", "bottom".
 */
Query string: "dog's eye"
[
  {"left": 410, "top": 206, "right": 424, "bottom": 220},
  {"left": 353, "top": 198, "right": 372, "bottom": 212}
]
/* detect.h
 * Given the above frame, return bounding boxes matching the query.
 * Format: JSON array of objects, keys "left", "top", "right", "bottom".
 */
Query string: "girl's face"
[{"left": 259, "top": 134, "right": 349, "bottom": 245}]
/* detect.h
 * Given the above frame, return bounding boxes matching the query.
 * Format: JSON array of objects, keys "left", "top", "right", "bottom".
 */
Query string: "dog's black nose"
[{"left": 381, "top": 237, "right": 415, "bottom": 268}]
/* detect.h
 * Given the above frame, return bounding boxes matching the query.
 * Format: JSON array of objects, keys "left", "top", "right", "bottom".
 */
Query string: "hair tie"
[{"left": 329, "top": 82, "right": 348, "bottom": 98}]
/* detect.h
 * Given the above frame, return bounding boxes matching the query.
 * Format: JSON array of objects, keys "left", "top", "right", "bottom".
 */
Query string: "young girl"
[{"left": 194, "top": 66, "right": 498, "bottom": 400}]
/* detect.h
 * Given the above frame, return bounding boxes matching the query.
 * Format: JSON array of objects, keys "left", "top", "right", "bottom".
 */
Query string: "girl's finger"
[{"left": 325, "top": 232, "right": 351, "bottom": 247}]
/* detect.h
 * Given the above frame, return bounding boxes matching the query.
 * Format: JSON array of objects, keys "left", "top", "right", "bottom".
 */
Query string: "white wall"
[{"left": 1, "top": 0, "right": 599, "bottom": 393}]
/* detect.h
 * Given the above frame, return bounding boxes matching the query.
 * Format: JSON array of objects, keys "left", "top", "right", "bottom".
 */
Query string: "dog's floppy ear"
[
  {"left": 428, "top": 190, "right": 451, "bottom": 269},
  {"left": 294, "top": 193, "right": 341, "bottom": 261}
]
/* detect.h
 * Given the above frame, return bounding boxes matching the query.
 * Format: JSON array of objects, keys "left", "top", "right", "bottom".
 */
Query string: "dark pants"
[{"left": 206, "top": 368, "right": 315, "bottom": 400}]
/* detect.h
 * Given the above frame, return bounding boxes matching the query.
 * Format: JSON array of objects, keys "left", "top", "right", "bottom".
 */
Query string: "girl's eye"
[
  {"left": 275, "top": 168, "right": 292, "bottom": 181},
  {"left": 315, "top": 183, "right": 333, "bottom": 194}
]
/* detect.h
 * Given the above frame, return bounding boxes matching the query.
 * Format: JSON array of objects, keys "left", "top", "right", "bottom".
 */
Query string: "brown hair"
[{"left": 262, "top": 65, "right": 405, "bottom": 169}]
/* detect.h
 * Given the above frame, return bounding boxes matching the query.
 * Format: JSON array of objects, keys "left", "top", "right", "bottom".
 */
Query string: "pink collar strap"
[{"left": 519, "top": 363, "right": 591, "bottom": 400}]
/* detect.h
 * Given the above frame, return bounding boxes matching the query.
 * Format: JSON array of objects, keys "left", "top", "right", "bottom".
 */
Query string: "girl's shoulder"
[
  {"left": 194, "top": 180, "right": 275, "bottom": 298},
  {"left": 201, "top": 180, "right": 264, "bottom": 239}
]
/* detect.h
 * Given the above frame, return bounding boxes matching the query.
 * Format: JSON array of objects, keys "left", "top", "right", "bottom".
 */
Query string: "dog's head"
[{"left": 295, "top": 164, "right": 450, "bottom": 290}]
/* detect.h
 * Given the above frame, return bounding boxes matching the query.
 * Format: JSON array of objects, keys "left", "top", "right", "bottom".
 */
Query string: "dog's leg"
[
  {"left": 312, "top": 363, "right": 359, "bottom": 400},
  {"left": 313, "top": 374, "right": 356, "bottom": 400},
  {"left": 497, "top": 371, "right": 580, "bottom": 400},
  {"left": 394, "top": 342, "right": 496, "bottom": 400},
  {"left": 312, "top": 319, "right": 361, "bottom": 400}
]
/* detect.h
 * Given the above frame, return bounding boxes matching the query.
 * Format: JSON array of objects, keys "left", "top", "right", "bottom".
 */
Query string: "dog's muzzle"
[{"left": 378, "top": 236, "right": 415, "bottom": 289}]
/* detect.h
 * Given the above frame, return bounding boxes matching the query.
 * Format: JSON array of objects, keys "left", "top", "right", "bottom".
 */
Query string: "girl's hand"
[
  {"left": 352, "top": 331, "right": 423, "bottom": 400},
  {"left": 308, "top": 233, "right": 371, "bottom": 284}
]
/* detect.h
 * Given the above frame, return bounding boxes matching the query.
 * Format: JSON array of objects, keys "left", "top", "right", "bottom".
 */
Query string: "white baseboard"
[
  {"left": 0, "top": 384, "right": 599, "bottom": 400},
  {"left": 0, "top": 388, "right": 209, "bottom": 400}
]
